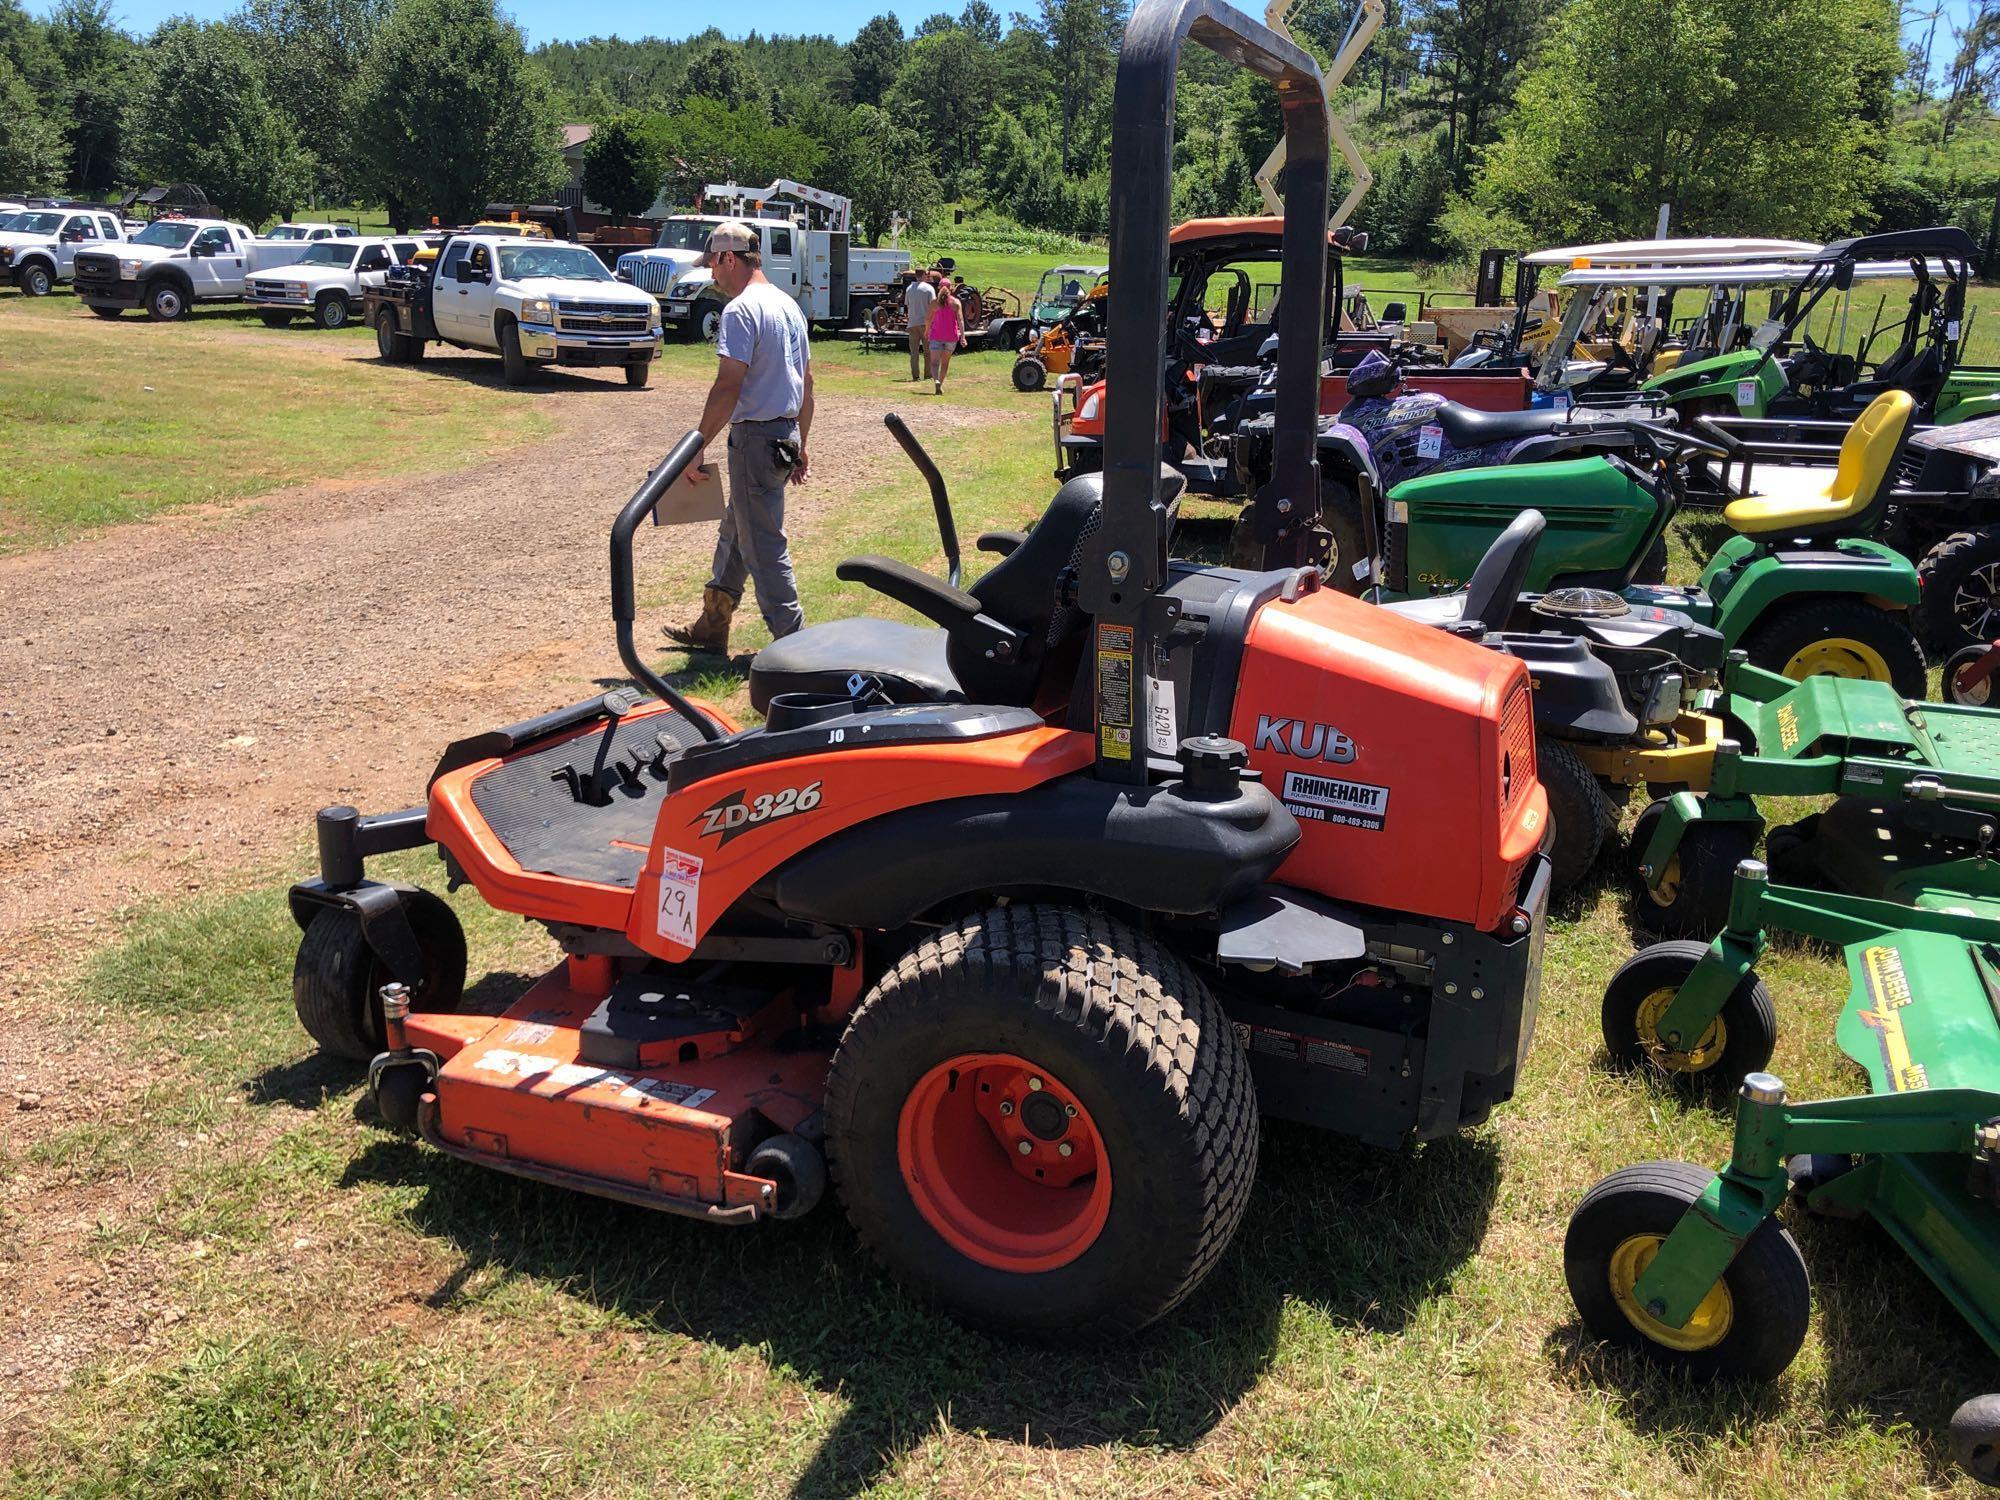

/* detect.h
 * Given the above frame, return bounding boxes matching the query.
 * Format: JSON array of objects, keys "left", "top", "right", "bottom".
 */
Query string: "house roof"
[{"left": 561, "top": 124, "right": 594, "bottom": 151}]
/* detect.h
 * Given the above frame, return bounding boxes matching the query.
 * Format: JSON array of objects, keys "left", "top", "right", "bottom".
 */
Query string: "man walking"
[
  {"left": 903, "top": 267, "right": 937, "bottom": 382},
  {"left": 664, "top": 221, "right": 814, "bottom": 655}
]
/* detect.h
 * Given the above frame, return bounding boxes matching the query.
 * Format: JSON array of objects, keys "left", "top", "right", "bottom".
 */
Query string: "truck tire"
[
  {"left": 624, "top": 360, "right": 651, "bottom": 389},
  {"left": 145, "top": 279, "right": 189, "bottom": 322},
  {"left": 260, "top": 311, "right": 293, "bottom": 328},
  {"left": 89, "top": 305, "right": 122, "bottom": 320},
  {"left": 498, "top": 314, "right": 532, "bottom": 386},
  {"left": 375, "top": 315, "right": 401, "bottom": 361},
  {"left": 16, "top": 262, "right": 53, "bottom": 297},
  {"left": 697, "top": 302, "right": 723, "bottom": 342},
  {"left": 314, "top": 292, "right": 350, "bottom": 330}
]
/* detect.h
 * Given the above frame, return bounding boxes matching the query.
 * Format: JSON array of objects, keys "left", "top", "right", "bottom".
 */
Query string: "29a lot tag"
[{"left": 656, "top": 846, "right": 702, "bottom": 946}]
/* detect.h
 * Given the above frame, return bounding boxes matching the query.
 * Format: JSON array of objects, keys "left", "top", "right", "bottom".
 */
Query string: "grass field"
[
  {"left": 0, "top": 298, "right": 548, "bottom": 551},
  {"left": 6, "top": 253, "right": 2000, "bottom": 1494}
]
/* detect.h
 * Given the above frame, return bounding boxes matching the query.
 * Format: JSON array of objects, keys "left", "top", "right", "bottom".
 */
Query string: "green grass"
[
  {"left": 7, "top": 390, "right": 1996, "bottom": 1494},
  {"left": 0, "top": 303, "right": 551, "bottom": 550}
]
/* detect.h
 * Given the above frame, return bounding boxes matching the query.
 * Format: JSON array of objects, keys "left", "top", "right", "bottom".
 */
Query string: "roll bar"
[
  {"left": 1085, "top": 0, "right": 1330, "bottom": 784},
  {"left": 609, "top": 428, "right": 725, "bottom": 743},
  {"left": 884, "top": 412, "right": 962, "bottom": 589}
]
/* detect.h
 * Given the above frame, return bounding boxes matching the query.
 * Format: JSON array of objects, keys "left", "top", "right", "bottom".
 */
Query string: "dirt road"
[{"left": 0, "top": 355, "right": 998, "bottom": 967}]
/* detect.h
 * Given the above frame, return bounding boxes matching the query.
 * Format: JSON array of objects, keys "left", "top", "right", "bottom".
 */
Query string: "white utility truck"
[
  {"left": 615, "top": 179, "right": 910, "bottom": 338},
  {"left": 0, "top": 205, "right": 128, "bottom": 296},
  {"left": 72, "top": 219, "right": 335, "bottom": 320}
]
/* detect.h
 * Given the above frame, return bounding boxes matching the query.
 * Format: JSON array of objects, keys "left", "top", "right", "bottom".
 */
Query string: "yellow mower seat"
[{"left": 1723, "top": 390, "right": 1915, "bottom": 537}]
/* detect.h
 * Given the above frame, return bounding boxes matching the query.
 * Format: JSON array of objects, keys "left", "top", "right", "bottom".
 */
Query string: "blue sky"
[{"left": 39, "top": 0, "right": 1990, "bottom": 56}]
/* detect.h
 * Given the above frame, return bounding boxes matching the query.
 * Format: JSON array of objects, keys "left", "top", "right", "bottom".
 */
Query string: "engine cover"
[{"left": 1226, "top": 583, "right": 1546, "bottom": 932}]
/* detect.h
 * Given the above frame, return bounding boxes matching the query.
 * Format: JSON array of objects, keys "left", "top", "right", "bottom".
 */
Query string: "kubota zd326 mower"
[{"left": 286, "top": 0, "right": 1551, "bottom": 1338}]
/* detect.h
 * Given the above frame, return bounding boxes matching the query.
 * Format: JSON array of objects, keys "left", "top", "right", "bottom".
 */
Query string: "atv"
[{"left": 284, "top": 0, "right": 1551, "bottom": 1340}]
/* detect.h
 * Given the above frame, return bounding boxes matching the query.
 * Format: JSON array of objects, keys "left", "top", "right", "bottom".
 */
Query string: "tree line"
[{"left": 3, "top": 0, "right": 1999, "bottom": 256}]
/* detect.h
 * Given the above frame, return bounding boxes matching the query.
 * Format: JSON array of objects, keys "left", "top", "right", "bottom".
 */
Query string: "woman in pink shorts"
[{"left": 927, "top": 275, "right": 965, "bottom": 394}]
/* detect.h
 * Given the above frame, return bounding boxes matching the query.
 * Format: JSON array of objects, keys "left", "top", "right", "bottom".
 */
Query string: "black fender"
[
  {"left": 143, "top": 265, "right": 194, "bottom": 296},
  {"left": 1312, "top": 429, "right": 1378, "bottom": 491},
  {"left": 765, "top": 771, "right": 1299, "bottom": 929},
  {"left": 1485, "top": 632, "right": 1637, "bottom": 739},
  {"left": 14, "top": 250, "right": 56, "bottom": 276}
]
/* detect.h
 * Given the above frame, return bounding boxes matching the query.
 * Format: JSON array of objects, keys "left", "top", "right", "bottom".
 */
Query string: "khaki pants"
[
  {"left": 907, "top": 323, "right": 931, "bottom": 380},
  {"left": 708, "top": 417, "right": 804, "bottom": 639}
]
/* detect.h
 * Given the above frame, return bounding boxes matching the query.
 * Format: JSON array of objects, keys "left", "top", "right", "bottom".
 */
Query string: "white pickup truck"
[
  {"left": 366, "top": 233, "right": 663, "bottom": 386},
  {"left": 262, "top": 222, "right": 358, "bottom": 244},
  {"left": 0, "top": 206, "right": 128, "bottom": 296},
  {"left": 71, "top": 218, "right": 332, "bottom": 320},
  {"left": 245, "top": 235, "right": 422, "bottom": 329},
  {"left": 616, "top": 180, "right": 910, "bottom": 338}
]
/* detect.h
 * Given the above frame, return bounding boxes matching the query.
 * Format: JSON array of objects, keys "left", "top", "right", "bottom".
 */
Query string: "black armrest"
[
  {"left": 977, "top": 530, "right": 1026, "bottom": 557},
  {"left": 836, "top": 555, "right": 981, "bottom": 628}
]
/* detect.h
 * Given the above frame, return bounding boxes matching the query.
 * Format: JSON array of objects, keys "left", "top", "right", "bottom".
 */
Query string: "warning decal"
[
  {"left": 1282, "top": 769, "right": 1390, "bottom": 830},
  {"left": 1096, "top": 622, "right": 1134, "bottom": 760}
]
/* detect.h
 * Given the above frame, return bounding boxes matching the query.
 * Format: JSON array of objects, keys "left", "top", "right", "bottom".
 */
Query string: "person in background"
[
  {"left": 903, "top": 268, "right": 937, "bottom": 382},
  {"left": 927, "top": 274, "right": 965, "bottom": 395},
  {"left": 662, "top": 220, "right": 813, "bottom": 656}
]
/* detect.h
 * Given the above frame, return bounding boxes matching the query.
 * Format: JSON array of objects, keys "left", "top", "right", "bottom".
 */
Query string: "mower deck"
[{"left": 413, "top": 960, "right": 831, "bottom": 1223}]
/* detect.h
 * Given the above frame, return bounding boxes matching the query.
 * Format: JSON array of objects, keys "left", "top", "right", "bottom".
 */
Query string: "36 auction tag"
[
  {"left": 1735, "top": 380, "right": 1757, "bottom": 408},
  {"left": 1416, "top": 423, "right": 1443, "bottom": 459},
  {"left": 656, "top": 846, "right": 702, "bottom": 946}
]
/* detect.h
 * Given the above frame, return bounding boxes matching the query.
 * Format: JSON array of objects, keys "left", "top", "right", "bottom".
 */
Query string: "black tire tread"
[
  {"left": 1738, "top": 596, "right": 1926, "bottom": 701},
  {"left": 824, "top": 903, "right": 1258, "bottom": 1339},
  {"left": 1916, "top": 527, "right": 2000, "bottom": 653},
  {"left": 1565, "top": 1159, "right": 1810, "bottom": 1383},
  {"left": 1626, "top": 799, "right": 1758, "bottom": 939},
  {"left": 1539, "top": 736, "right": 1614, "bottom": 895},
  {"left": 1599, "top": 939, "right": 1778, "bottom": 1090}
]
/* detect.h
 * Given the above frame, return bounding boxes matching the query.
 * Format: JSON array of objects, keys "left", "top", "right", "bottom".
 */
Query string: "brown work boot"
[{"left": 663, "top": 586, "right": 736, "bottom": 653}]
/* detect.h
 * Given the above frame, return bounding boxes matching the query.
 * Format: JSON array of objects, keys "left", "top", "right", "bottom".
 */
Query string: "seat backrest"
[
  {"left": 954, "top": 467, "right": 1186, "bottom": 702},
  {"left": 1459, "top": 510, "right": 1546, "bottom": 630},
  {"left": 1830, "top": 389, "right": 1916, "bottom": 512}
]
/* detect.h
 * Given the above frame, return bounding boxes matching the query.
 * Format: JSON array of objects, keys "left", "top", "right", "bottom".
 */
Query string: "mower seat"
[
  {"left": 1432, "top": 402, "right": 1578, "bottom": 450},
  {"left": 748, "top": 466, "right": 1188, "bottom": 712},
  {"left": 1722, "top": 389, "right": 1914, "bottom": 539}
]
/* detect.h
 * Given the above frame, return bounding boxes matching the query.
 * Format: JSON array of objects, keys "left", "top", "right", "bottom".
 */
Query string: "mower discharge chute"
[{"left": 286, "top": 0, "right": 1550, "bottom": 1339}]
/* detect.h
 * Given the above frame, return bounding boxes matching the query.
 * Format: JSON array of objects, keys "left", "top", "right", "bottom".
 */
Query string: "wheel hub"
[
  {"left": 897, "top": 1052, "right": 1111, "bottom": 1272},
  {"left": 1634, "top": 986, "right": 1727, "bottom": 1073},
  {"left": 1608, "top": 1232, "right": 1733, "bottom": 1349},
  {"left": 1781, "top": 635, "right": 1893, "bottom": 683}
]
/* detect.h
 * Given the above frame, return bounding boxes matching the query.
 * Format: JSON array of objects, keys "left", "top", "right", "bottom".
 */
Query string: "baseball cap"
[{"left": 696, "top": 220, "right": 758, "bottom": 267}]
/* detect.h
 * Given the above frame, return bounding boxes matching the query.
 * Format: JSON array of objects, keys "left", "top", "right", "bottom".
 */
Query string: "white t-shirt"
[{"left": 718, "top": 281, "right": 810, "bottom": 424}]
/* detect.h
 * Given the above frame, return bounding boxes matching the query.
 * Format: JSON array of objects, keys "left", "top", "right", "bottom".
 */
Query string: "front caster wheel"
[
  {"left": 1565, "top": 1160, "right": 1809, "bottom": 1383},
  {"left": 292, "top": 890, "right": 466, "bottom": 1060},
  {"left": 1600, "top": 940, "right": 1777, "bottom": 1092},
  {"left": 1626, "top": 799, "right": 1757, "bottom": 938},
  {"left": 1952, "top": 1393, "right": 2000, "bottom": 1488},
  {"left": 825, "top": 904, "right": 1258, "bottom": 1339}
]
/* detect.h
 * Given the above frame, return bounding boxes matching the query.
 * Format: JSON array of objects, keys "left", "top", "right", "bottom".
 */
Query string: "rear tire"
[
  {"left": 1950, "top": 1394, "right": 2000, "bottom": 1487},
  {"left": 375, "top": 315, "right": 401, "bottom": 361},
  {"left": 1539, "top": 736, "right": 1614, "bottom": 897},
  {"left": 292, "top": 891, "right": 466, "bottom": 1060},
  {"left": 498, "top": 314, "right": 531, "bottom": 385},
  {"left": 1012, "top": 356, "right": 1047, "bottom": 392},
  {"left": 1738, "top": 597, "right": 1925, "bottom": 701},
  {"left": 1916, "top": 528, "right": 2000, "bottom": 654},
  {"left": 1626, "top": 798, "right": 1757, "bottom": 938},
  {"left": 825, "top": 903, "right": 1258, "bottom": 1339},
  {"left": 1565, "top": 1160, "right": 1809, "bottom": 1383},
  {"left": 314, "top": 292, "right": 350, "bottom": 330},
  {"left": 1320, "top": 477, "right": 1374, "bottom": 594},
  {"left": 624, "top": 359, "right": 650, "bottom": 388},
  {"left": 1600, "top": 940, "right": 1778, "bottom": 1091}
]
